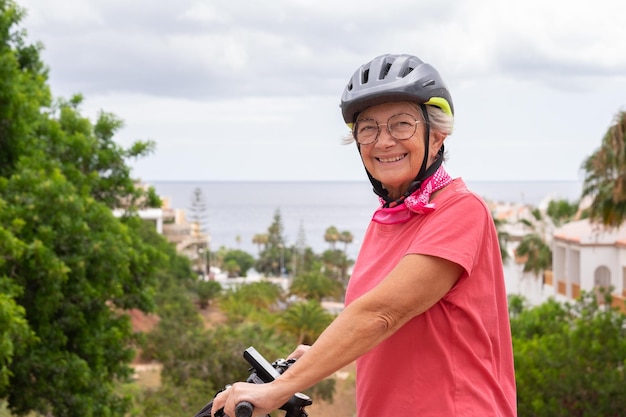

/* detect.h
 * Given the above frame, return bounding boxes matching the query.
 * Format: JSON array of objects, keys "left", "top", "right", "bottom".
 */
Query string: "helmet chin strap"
[{"left": 359, "top": 104, "right": 445, "bottom": 207}]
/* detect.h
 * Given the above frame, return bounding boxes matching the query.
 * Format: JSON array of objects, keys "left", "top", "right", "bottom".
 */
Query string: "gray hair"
[{"left": 425, "top": 105, "right": 454, "bottom": 135}]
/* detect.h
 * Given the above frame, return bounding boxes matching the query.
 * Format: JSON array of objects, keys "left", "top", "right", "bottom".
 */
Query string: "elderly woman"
[{"left": 212, "top": 54, "right": 517, "bottom": 417}]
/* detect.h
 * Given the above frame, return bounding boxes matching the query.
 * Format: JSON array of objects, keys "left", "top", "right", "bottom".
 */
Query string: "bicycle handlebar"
[
  {"left": 193, "top": 346, "right": 312, "bottom": 417},
  {"left": 235, "top": 401, "right": 254, "bottom": 417}
]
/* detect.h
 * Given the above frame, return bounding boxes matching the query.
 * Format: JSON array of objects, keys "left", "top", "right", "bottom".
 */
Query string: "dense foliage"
[
  {"left": 0, "top": 2, "right": 175, "bottom": 416},
  {"left": 510, "top": 292, "right": 626, "bottom": 417},
  {"left": 137, "top": 277, "right": 337, "bottom": 416}
]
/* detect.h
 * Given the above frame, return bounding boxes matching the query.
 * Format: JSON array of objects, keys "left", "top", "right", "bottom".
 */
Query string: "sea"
[{"left": 146, "top": 180, "right": 583, "bottom": 261}]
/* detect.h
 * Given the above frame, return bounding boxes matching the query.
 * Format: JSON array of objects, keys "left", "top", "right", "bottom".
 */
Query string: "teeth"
[{"left": 378, "top": 155, "right": 405, "bottom": 163}]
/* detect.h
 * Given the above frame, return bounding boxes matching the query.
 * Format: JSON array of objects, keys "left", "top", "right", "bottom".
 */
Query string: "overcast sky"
[{"left": 16, "top": 0, "right": 626, "bottom": 182}]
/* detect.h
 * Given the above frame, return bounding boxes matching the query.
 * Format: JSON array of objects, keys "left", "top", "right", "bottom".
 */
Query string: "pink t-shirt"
[{"left": 345, "top": 179, "right": 517, "bottom": 417}]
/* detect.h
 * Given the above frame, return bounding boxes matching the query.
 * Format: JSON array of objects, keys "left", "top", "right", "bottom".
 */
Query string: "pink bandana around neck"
[{"left": 372, "top": 166, "right": 453, "bottom": 224}]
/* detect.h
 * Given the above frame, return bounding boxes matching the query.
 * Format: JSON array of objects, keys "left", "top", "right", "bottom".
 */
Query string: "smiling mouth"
[{"left": 377, "top": 154, "right": 407, "bottom": 163}]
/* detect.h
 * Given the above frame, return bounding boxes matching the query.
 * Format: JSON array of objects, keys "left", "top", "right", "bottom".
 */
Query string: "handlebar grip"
[{"left": 235, "top": 401, "right": 254, "bottom": 417}]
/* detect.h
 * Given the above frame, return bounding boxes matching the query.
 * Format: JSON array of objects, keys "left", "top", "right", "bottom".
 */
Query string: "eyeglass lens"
[{"left": 354, "top": 113, "right": 418, "bottom": 144}]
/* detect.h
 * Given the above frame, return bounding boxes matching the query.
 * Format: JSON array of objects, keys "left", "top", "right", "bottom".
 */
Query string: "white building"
[{"left": 549, "top": 219, "right": 626, "bottom": 313}]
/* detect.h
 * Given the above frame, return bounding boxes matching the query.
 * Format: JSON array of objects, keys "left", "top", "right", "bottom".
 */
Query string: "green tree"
[
  {"left": 196, "top": 280, "right": 222, "bottom": 310},
  {"left": 37, "top": 94, "right": 160, "bottom": 211},
  {"left": 134, "top": 219, "right": 196, "bottom": 295},
  {"left": 0, "top": 0, "right": 49, "bottom": 178},
  {"left": 338, "top": 230, "right": 353, "bottom": 254},
  {"left": 279, "top": 300, "right": 334, "bottom": 345},
  {"left": 323, "top": 226, "right": 340, "bottom": 250},
  {"left": 252, "top": 233, "right": 268, "bottom": 253},
  {"left": 224, "top": 259, "right": 241, "bottom": 277},
  {"left": 223, "top": 249, "right": 255, "bottom": 278},
  {"left": 516, "top": 208, "right": 552, "bottom": 279},
  {"left": 0, "top": 3, "right": 52, "bottom": 389},
  {"left": 581, "top": 110, "right": 626, "bottom": 228},
  {"left": 321, "top": 249, "right": 352, "bottom": 283},
  {"left": 506, "top": 294, "right": 526, "bottom": 319},
  {"left": 512, "top": 291, "right": 626, "bottom": 417},
  {"left": 256, "top": 210, "right": 289, "bottom": 276},
  {"left": 295, "top": 247, "right": 321, "bottom": 276},
  {"left": 219, "top": 282, "right": 284, "bottom": 323},
  {"left": 515, "top": 234, "right": 552, "bottom": 278},
  {"left": 290, "top": 271, "right": 343, "bottom": 302},
  {"left": 546, "top": 199, "right": 580, "bottom": 227},
  {"left": 0, "top": 275, "right": 35, "bottom": 392},
  {"left": 0, "top": 4, "right": 167, "bottom": 415},
  {"left": 1, "top": 167, "right": 162, "bottom": 417}
]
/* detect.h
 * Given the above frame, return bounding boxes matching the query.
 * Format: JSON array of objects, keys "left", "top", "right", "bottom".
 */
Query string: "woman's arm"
[{"left": 212, "top": 253, "right": 463, "bottom": 417}]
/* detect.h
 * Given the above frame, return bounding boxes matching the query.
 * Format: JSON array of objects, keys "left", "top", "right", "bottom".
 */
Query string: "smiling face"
[{"left": 357, "top": 101, "right": 445, "bottom": 200}]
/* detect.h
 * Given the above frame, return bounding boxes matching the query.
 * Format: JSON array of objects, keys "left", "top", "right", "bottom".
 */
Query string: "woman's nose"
[{"left": 375, "top": 124, "right": 396, "bottom": 147}]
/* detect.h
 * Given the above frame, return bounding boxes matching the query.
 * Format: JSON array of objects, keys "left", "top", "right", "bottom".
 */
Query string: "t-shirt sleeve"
[{"left": 404, "top": 192, "right": 490, "bottom": 276}]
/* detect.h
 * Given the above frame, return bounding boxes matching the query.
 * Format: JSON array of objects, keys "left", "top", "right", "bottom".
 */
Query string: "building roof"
[{"left": 553, "top": 219, "right": 626, "bottom": 246}]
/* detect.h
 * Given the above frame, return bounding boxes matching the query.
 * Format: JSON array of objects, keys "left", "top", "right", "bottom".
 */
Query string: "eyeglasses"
[{"left": 353, "top": 113, "right": 421, "bottom": 145}]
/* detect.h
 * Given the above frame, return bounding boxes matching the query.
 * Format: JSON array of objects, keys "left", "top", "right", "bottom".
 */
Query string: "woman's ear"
[{"left": 430, "top": 131, "right": 447, "bottom": 156}]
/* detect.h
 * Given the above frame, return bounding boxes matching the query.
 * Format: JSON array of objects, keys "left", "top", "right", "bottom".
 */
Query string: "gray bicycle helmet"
[
  {"left": 340, "top": 54, "right": 454, "bottom": 206},
  {"left": 340, "top": 54, "right": 453, "bottom": 126}
]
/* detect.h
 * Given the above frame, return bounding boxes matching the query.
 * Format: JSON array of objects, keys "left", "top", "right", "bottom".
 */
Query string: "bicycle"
[{"left": 193, "top": 346, "right": 313, "bottom": 417}]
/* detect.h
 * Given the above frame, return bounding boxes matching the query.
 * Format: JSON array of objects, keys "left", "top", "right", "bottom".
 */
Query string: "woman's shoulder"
[{"left": 436, "top": 178, "right": 489, "bottom": 210}]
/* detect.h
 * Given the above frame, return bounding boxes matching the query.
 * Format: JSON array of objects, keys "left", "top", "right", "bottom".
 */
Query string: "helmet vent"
[
  {"left": 362, "top": 69, "right": 370, "bottom": 84},
  {"left": 401, "top": 67, "right": 414, "bottom": 78},
  {"left": 380, "top": 63, "right": 392, "bottom": 80},
  {"left": 422, "top": 79, "right": 435, "bottom": 87}
]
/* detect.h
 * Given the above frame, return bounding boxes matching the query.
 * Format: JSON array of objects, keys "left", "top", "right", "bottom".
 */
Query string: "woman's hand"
[
  {"left": 211, "top": 346, "right": 310, "bottom": 416},
  {"left": 286, "top": 344, "right": 310, "bottom": 360},
  {"left": 211, "top": 381, "right": 289, "bottom": 417}
]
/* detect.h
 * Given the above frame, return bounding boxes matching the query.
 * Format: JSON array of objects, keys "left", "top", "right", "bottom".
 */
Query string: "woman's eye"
[{"left": 358, "top": 125, "right": 377, "bottom": 133}]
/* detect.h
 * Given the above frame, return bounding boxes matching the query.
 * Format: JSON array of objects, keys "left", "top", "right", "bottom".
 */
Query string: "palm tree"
[
  {"left": 321, "top": 249, "right": 352, "bottom": 283},
  {"left": 290, "top": 271, "right": 343, "bottom": 302},
  {"left": 546, "top": 199, "right": 580, "bottom": 227},
  {"left": 223, "top": 259, "right": 241, "bottom": 278},
  {"left": 252, "top": 233, "right": 269, "bottom": 253},
  {"left": 515, "top": 207, "right": 553, "bottom": 280},
  {"left": 324, "top": 226, "right": 340, "bottom": 250},
  {"left": 279, "top": 300, "right": 334, "bottom": 345},
  {"left": 515, "top": 234, "right": 552, "bottom": 278},
  {"left": 581, "top": 110, "right": 626, "bottom": 228},
  {"left": 339, "top": 230, "right": 354, "bottom": 254},
  {"left": 219, "top": 281, "right": 284, "bottom": 322},
  {"left": 519, "top": 208, "right": 550, "bottom": 241}
]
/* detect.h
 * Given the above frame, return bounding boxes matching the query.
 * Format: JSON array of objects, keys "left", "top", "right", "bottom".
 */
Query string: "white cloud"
[
  {"left": 14, "top": 0, "right": 626, "bottom": 181},
  {"left": 20, "top": 0, "right": 103, "bottom": 26},
  {"left": 178, "top": 2, "right": 226, "bottom": 24}
]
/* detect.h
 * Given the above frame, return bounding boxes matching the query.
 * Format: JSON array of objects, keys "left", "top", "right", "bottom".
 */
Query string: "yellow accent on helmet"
[{"left": 424, "top": 97, "right": 453, "bottom": 116}]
